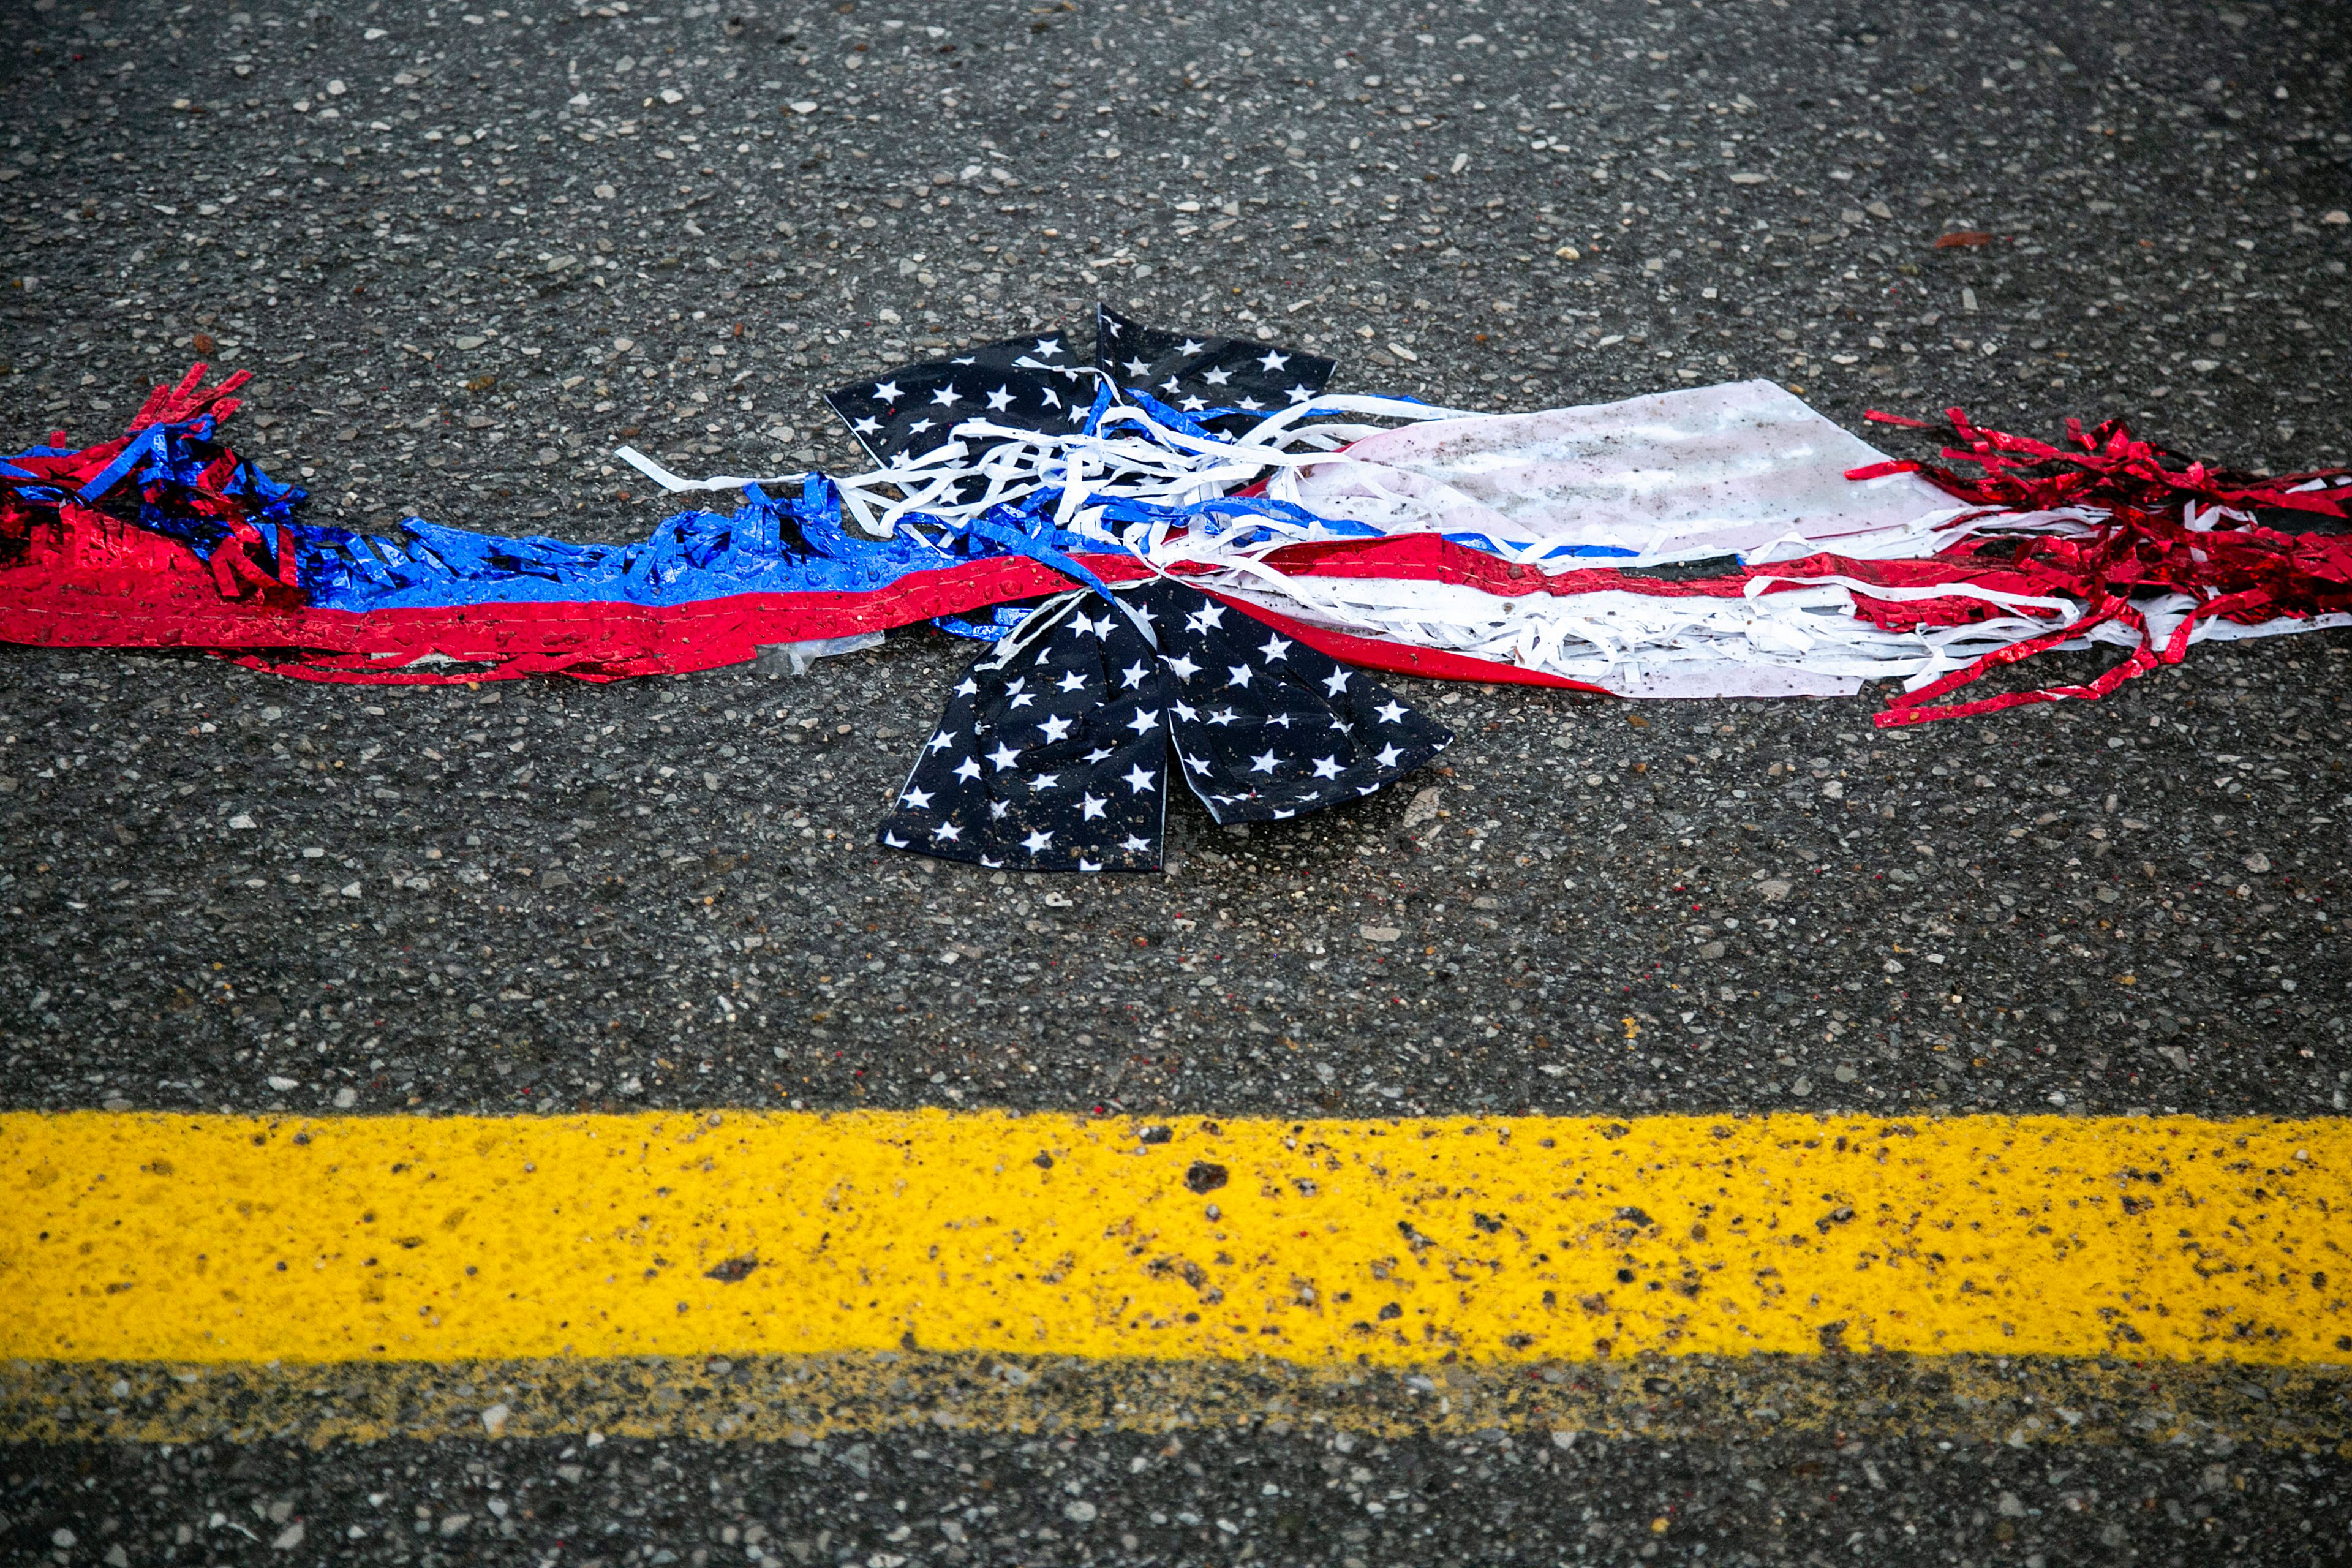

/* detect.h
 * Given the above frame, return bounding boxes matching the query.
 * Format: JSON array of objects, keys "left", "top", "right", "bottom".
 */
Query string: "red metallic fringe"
[
  {"left": 1849, "top": 408, "right": 2352, "bottom": 726},
  {"left": 8, "top": 372, "right": 2348, "bottom": 718}
]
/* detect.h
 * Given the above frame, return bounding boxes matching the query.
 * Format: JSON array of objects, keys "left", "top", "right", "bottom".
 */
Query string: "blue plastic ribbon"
[{"left": 4, "top": 399, "right": 1656, "bottom": 634}]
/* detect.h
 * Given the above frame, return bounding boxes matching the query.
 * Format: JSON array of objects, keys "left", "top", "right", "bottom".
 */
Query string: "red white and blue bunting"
[{"left": 6, "top": 310, "right": 2347, "bottom": 869}]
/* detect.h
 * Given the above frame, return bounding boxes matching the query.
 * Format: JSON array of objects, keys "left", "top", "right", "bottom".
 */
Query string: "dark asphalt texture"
[
  {"left": 14, "top": 1428, "right": 2351, "bottom": 1568},
  {"left": 5, "top": 0, "right": 2352, "bottom": 1562}
]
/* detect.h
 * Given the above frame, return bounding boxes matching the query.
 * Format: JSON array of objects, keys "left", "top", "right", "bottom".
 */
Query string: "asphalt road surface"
[{"left": 4, "top": 0, "right": 2351, "bottom": 1563}]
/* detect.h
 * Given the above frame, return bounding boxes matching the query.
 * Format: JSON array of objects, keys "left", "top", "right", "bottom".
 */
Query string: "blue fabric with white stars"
[{"left": 875, "top": 577, "right": 1450, "bottom": 873}]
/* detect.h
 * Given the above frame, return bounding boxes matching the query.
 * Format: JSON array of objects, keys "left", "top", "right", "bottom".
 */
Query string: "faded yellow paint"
[
  {"left": 3, "top": 1110, "right": 2347, "bottom": 1367},
  {"left": 9, "top": 1354, "right": 2348, "bottom": 1451}
]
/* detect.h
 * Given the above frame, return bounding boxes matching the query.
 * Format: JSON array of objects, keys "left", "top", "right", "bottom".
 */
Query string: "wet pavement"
[{"left": 4, "top": 0, "right": 2351, "bottom": 1561}]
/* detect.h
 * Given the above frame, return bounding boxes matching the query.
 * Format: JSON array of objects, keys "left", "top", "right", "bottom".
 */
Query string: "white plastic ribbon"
[
  {"left": 612, "top": 379, "right": 2348, "bottom": 704},
  {"left": 612, "top": 446, "right": 809, "bottom": 494}
]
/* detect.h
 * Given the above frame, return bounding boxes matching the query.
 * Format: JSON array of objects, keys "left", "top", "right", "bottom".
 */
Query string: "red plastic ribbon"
[
  {"left": 7, "top": 372, "right": 2348, "bottom": 719},
  {"left": 1852, "top": 407, "right": 2352, "bottom": 725}
]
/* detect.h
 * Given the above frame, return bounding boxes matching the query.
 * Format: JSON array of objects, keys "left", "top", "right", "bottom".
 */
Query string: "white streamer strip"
[
  {"left": 614, "top": 388, "right": 1473, "bottom": 544},
  {"left": 608, "top": 380, "right": 2348, "bottom": 704},
  {"left": 612, "top": 447, "right": 809, "bottom": 495}
]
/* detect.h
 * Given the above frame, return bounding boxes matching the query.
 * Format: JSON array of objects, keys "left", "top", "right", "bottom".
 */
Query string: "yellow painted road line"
[{"left": 5, "top": 1110, "right": 2348, "bottom": 1367}]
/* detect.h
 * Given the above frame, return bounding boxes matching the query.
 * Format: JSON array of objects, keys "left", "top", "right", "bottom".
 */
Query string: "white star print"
[
  {"left": 1257, "top": 348, "right": 1291, "bottom": 372},
  {"left": 989, "top": 799, "right": 1011, "bottom": 819},
  {"left": 1079, "top": 859, "right": 1102, "bottom": 873},
  {"left": 1226, "top": 665, "right": 1254, "bottom": 688},
  {"left": 929, "top": 385, "right": 962, "bottom": 407},
  {"left": 1267, "top": 712, "right": 1293, "bottom": 729},
  {"left": 951, "top": 355, "right": 977, "bottom": 366},
  {"left": 1287, "top": 385, "right": 1316, "bottom": 404},
  {"left": 984, "top": 385, "right": 1016, "bottom": 412},
  {"left": 1033, "top": 337, "right": 1063, "bottom": 358},
  {"left": 1322, "top": 668, "right": 1352, "bottom": 696},
  {"left": 1122, "top": 763, "right": 1158, "bottom": 794},
  {"left": 926, "top": 730, "right": 956, "bottom": 753},
  {"left": 872, "top": 380, "right": 902, "bottom": 402},
  {"left": 900, "top": 785, "right": 933, "bottom": 810},
  {"left": 1259, "top": 634, "right": 1292, "bottom": 662},
  {"left": 1171, "top": 700, "right": 1198, "bottom": 722},
  {"left": 1120, "top": 662, "right": 1151, "bottom": 690},
  {"left": 1162, "top": 653, "right": 1201, "bottom": 680},
  {"left": 1123, "top": 356, "right": 1152, "bottom": 378},
  {"left": 1158, "top": 376, "right": 1183, "bottom": 395},
  {"left": 1374, "top": 744, "right": 1404, "bottom": 768},
  {"left": 1030, "top": 773, "right": 1060, "bottom": 790},
  {"left": 1038, "top": 714, "right": 1074, "bottom": 744},
  {"left": 1177, "top": 338, "right": 1206, "bottom": 356},
  {"left": 881, "top": 831, "right": 908, "bottom": 848},
  {"left": 853, "top": 415, "right": 883, "bottom": 435},
  {"left": 987, "top": 741, "right": 1022, "bottom": 771},
  {"left": 954, "top": 756, "right": 982, "bottom": 782},
  {"left": 1202, "top": 365, "right": 1232, "bottom": 386},
  {"left": 1209, "top": 708, "right": 1240, "bottom": 726},
  {"left": 1374, "top": 700, "right": 1407, "bottom": 724},
  {"left": 1121, "top": 834, "right": 1153, "bottom": 853},
  {"left": 1180, "top": 395, "right": 1208, "bottom": 412},
  {"left": 1041, "top": 386, "right": 1064, "bottom": 409},
  {"left": 932, "top": 821, "right": 962, "bottom": 842},
  {"left": 1237, "top": 396, "right": 1265, "bottom": 412},
  {"left": 1084, "top": 745, "right": 1115, "bottom": 764},
  {"left": 1080, "top": 793, "right": 1108, "bottom": 820},
  {"left": 907, "top": 417, "right": 936, "bottom": 435},
  {"left": 1248, "top": 750, "right": 1280, "bottom": 774},
  {"left": 1185, "top": 751, "right": 1213, "bottom": 775},
  {"left": 1185, "top": 603, "right": 1226, "bottom": 633},
  {"left": 1056, "top": 670, "right": 1089, "bottom": 693},
  {"left": 1022, "top": 829, "right": 1054, "bottom": 854},
  {"left": 955, "top": 677, "right": 980, "bottom": 698},
  {"left": 1310, "top": 756, "right": 1342, "bottom": 779},
  {"left": 1125, "top": 707, "right": 1161, "bottom": 736}
]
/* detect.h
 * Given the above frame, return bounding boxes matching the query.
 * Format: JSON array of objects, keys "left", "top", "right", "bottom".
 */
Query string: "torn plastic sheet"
[
  {"left": 755, "top": 630, "right": 888, "bottom": 676},
  {"left": 1278, "top": 380, "right": 1978, "bottom": 565}
]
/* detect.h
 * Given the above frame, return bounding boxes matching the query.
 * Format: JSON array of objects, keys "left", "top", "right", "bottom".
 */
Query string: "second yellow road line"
[{"left": 5, "top": 1110, "right": 2348, "bottom": 1367}]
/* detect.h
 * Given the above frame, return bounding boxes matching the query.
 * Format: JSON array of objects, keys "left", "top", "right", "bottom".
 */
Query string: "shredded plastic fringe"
[
  {"left": 6, "top": 367, "right": 2348, "bottom": 723},
  {"left": 1848, "top": 407, "right": 2352, "bottom": 725}
]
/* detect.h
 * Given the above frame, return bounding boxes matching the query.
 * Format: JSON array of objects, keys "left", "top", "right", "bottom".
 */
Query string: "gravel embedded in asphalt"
[
  {"left": 3, "top": 0, "right": 2350, "bottom": 1561},
  {"left": 12, "top": 1428, "right": 2352, "bottom": 1568},
  {"left": 2, "top": 638, "right": 2350, "bottom": 1124}
]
